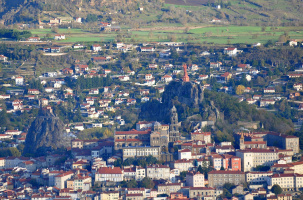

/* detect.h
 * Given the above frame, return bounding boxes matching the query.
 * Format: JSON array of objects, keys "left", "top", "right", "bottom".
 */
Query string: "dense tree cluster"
[
  {"left": 0, "top": 29, "right": 31, "bottom": 40},
  {"left": 114, "top": 155, "right": 160, "bottom": 168}
]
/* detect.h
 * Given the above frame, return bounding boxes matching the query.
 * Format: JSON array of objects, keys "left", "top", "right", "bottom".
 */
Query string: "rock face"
[
  {"left": 140, "top": 81, "right": 206, "bottom": 123},
  {"left": 162, "top": 81, "right": 204, "bottom": 108},
  {"left": 23, "top": 109, "right": 70, "bottom": 156}
]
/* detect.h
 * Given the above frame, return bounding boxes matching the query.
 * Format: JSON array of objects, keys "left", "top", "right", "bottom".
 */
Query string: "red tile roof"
[{"left": 97, "top": 167, "right": 123, "bottom": 174}]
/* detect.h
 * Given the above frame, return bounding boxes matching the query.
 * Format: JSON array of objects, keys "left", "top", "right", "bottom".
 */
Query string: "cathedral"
[{"left": 115, "top": 105, "right": 181, "bottom": 151}]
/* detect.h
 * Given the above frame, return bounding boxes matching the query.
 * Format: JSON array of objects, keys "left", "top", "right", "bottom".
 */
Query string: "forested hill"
[{"left": 1, "top": 0, "right": 303, "bottom": 26}]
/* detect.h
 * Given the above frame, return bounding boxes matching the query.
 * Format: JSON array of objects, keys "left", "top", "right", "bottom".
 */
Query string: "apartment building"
[
  {"left": 54, "top": 171, "right": 74, "bottom": 189},
  {"left": 186, "top": 171, "right": 205, "bottom": 187},
  {"left": 125, "top": 193, "right": 144, "bottom": 200},
  {"left": 122, "top": 146, "right": 161, "bottom": 161},
  {"left": 190, "top": 131, "right": 211, "bottom": 143},
  {"left": 123, "top": 166, "right": 145, "bottom": 181},
  {"left": 235, "top": 132, "right": 300, "bottom": 154},
  {"left": 268, "top": 173, "right": 303, "bottom": 191},
  {"left": 95, "top": 167, "right": 123, "bottom": 182},
  {"left": 246, "top": 171, "right": 273, "bottom": 184},
  {"left": 236, "top": 149, "right": 279, "bottom": 172},
  {"left": 157, "top": 183, "right": 182, "bottom": 195},
  {"left": 100, "top": 191, "right": 119, "bottom": 200},
  {"left": 188, "top": 187, "right": 223, "bottom": 200},
  {"left": 208, "top": 170, "right": 245, "bottom": 188},
  {"left": 211, "top": 153, "right": 241, "bottom": 171},
  {"left": 145, "top": 164, "right": 170, "bottom": 180},
  {"left": 172, "top": 159, "right": 209, "bottom": 172}
]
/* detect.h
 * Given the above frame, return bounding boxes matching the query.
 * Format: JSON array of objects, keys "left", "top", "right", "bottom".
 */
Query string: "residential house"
[
  {"left": 260, "top": 99, "right": 275, "bottom": 107},
  {"left": 54, "top": 34, "right": 65, "bottom": 40},
  {"left": 264, "top": 87, "right": 275, "bottom": 93},
  {"left": 92, "top": 44, "right": 102, "bottom": 52},
  {"left": 161, "top": 75, "right": 173, "bottom": 83},
  {"left": 141, "top": 47, "right": 155, "bottom": 52},
  {"left": 0, "top": 55, "right": 7, "bottom": 62},
  {"left": 54, "top": 171, "right": 74, "bottom": 189},
  {"left": 224, "top": 47, "right": 238, "bottom": 56},
  {"left": 15, "top": 76, "right": 24, "bottom": 86}
]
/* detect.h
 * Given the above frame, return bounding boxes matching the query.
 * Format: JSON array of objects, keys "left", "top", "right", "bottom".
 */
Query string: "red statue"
[{"left": 182, "top": 64, "right": 190, "bottom": 82}]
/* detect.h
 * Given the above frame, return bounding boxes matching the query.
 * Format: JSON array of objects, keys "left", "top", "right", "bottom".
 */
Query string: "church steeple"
[{"left": 182, "top": 64, "right": 190, "bottom": 82}]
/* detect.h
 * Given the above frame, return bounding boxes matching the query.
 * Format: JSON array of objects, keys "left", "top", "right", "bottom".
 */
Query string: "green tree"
[
  {"left": 271, "top": 184, "right": 282, "bottom": 195},
  {"left": 127, "top": 179, "right": 138, "bottom": 188},
  {"left": 139, "top": 177, "right": 154, "bottom": 189},
  {"left": 180, "top": 171, "right": 187, "bottom": 181},
  {"left": 9, "top": 147, "right": 21, "bottom": 157}
]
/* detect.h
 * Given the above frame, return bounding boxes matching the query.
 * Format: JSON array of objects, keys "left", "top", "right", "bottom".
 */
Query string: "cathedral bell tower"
[{"left": 169, "top": 106, "right": 180, "bottom": 142}]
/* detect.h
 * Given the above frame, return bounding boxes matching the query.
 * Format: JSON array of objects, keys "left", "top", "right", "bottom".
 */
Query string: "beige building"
[
  {"left": 127, "top": 188, "right": 146, "bottom": 197},
  {"left": 100, "top": 191, "right": 119, "bottom": 200},
  {"left": 172, "top": 159, "right": 209, "bottom": 172},
  {"left": 236, "top": 149, "right": 279, "bottom": 172},
  {"left": 246, "top": 171, "right": 273, "bottom": 184},
  {"left": 73, "top": 174, "right": 91, "bottom": 191},
  {"left": 189, "top": 187, "right": 223, "bottom": 200},
  {"left": 95, "top": 167, "right": 123, "bottom": 182},
  {"left": 122, "top": 146, "right": 161, "bottom": 161},
  {"left": 268, "top": 173, "right": 303, "bottom": 191},
  {"left": 289, "top": 161, "right": 303, "bottom": 174},
  {"left": 146, "top": 164, "right": 170, "bottom": 180},
  {"left": 191, "top": 131, "right": 211, "bottom": 144},
  {"left": 186, "top": 171, "right": 205, "bottom": 187},
  {"left": 125, "top": 193, "right": 144, "bottom": 200},
  {"left": 54, "top": 171, "right": 74, "bottom": 189},
  {"left": 235, "top": 132, "right": 300, "bottom": 154},
  {"left": 157, "top": 183, "right": 182, "bottom": 195},
  {"left": 208, "top": 170, "right": 245, "bottom": 188},
  {"left": 123, "top": 166, "right": 145, "bottom": 181}
]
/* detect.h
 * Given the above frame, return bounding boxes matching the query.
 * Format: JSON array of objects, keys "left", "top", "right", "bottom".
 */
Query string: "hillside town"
[{"left": 1, "top": 23, "right": 303, "bottom": 200}]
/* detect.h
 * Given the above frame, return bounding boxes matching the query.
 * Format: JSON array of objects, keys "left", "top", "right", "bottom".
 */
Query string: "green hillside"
[{"left": 0, "top": 0, "right": 303, "bottom": 26}]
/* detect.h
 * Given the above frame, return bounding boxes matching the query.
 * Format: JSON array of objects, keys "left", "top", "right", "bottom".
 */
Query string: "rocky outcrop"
[
  {"left": 161, "top": 81, "right": 204, "bottom": 108},
  {"left": 140, "top": 81, "right": 210, "bottom": 123},
  {"left": 23, "top": 108, "right": 71, "bottom": 156}
]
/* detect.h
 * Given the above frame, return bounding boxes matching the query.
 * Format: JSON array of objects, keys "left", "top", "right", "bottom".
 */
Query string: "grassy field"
[
  {"left": 29, "top": 25, "right": 303, "bottom": 45},
  {"left": 129, "top": 25, "right": 303, "bottom": 44},
  {"left": 31, "top": 28, "right": 116, "bottom": 43}
]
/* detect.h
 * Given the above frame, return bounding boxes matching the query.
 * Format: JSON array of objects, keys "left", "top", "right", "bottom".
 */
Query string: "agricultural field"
[
  {"left": 31, "top": 28, "right": 116, "bottom": 43},
  {"left": 129, "top": 25, "right": 303, "bottom": 45},
  {"left": 29, "top": 25, "right": 303, "bottom": 45}
]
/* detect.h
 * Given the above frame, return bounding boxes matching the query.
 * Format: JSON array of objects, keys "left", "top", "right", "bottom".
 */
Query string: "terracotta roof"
[
  {"left": 97, "top": 167, "right": 123, "bottom": 174},
  {"left": 115, "top": 129, "right": 151, "bottom": 135}
]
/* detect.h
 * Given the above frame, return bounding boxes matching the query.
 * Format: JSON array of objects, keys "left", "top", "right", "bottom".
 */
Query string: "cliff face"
[
  {"left": 140, "top": 81, "right": 209, "bottom": 123},
  {"left": 23, "top": 109, "right": 71, "bottom": 156},
  {"left": 162, "top": 81, "right": 204, "bottom": 108}
]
